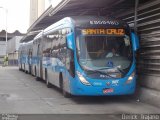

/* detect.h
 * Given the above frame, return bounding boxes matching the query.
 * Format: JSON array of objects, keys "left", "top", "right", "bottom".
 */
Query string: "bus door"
[
  {"left": 20, "top": 51, "right": 23, "bottom": 69},
  {"left": 29, "top": 49, "right": 32, "bottom": 74},
  {"left": 37, "top": 44, "right": 43, "bottom": 79}
]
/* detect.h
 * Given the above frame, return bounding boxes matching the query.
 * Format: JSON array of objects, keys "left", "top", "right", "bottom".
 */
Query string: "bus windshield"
[{"left": 76, "top": 28, "right": 133, "bottom": 76}]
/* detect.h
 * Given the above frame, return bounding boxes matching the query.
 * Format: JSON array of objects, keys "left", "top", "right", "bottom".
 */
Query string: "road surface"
[{"left": 0, "top": 66, "right": 159, "bottom": 115}]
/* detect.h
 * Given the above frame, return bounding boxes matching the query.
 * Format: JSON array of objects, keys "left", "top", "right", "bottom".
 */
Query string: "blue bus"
[
  {"left": 19, "top": 42, "right": 26, "bottom": 71},
  {"left": 19, "top": 41, "right": 33, "bottom": 74},
  {"left": 19, "top": 16, "right": 139, "bottom": 97}
]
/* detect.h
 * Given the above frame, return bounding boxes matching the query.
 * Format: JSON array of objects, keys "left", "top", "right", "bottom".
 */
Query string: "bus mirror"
[
  {"left": 131, "top": 32, "right": 139, "bottom": 51},
  {"left": 67, "top": 33, "right": 74, "bottom": 50}
]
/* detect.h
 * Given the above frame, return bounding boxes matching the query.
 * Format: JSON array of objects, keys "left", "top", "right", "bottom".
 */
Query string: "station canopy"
[{"left": 21, "top": 0, "right": 135, "bottom": 42}]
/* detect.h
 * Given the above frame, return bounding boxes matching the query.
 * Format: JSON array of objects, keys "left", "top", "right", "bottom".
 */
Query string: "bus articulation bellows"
[{"left": 19, "top": 16, "right": 139, "bottom": 97}]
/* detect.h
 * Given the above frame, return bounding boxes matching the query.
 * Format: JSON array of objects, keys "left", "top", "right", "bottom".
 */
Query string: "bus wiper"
[
  {"left": 87, "top": 69, "right": 117, "bottom": 79},
  {"left": 92, "top": 66, "right": 125, "bottom": 75},
  {"left": 115, "top": 67, "right": 125, "bottom": 75},
  {"left": 91, "top": 67, "right": 111, "bottom": 71}
]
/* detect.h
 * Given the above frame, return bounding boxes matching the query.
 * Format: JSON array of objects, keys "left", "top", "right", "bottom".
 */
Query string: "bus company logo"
[
  {"left": 106, "top": 82, "right": 111, "bottom": 86},
  {"left": 112, "top": 80, "right": 119, "bottom": 86},
  {"left": 90, "top": 20, "right": 119, "bottom": 25}
]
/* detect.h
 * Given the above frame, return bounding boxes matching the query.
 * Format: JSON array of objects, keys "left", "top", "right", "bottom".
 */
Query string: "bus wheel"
[
  {"left": 24, "top": 64, "right": 25, "bottom": 72},
  {"left": 45, "top": 69, "right": 52, "bottom": 88},
  {"left": 25, "top": 70, "right": 28, "bottom": 74},
  {"left": 29, "top": 66, "right": 32, "bottom": 74},
  {"left": 60, "top": 73, "right": 71, "bottom": 98},
  {"left": 19, "top": 67, "right": 21, "bottom": 71},
  {"left": 20, "top": 64, "right": 22, "bottom": 71},
  {"left": 35, "top": 67, "right": 40, "bottom": 81},
  {"left": 36, "top": 77, "right": 40, "bottom": 81},
  {"left": 34, "top": 66, "right": 36, "bottom": 76}
]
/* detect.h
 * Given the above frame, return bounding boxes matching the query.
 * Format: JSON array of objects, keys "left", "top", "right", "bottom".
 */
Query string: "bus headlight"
[
  {"left": 126, "top": 72, "right": 135, "bottom": 84},
  {"left": 76, "top": 71, "right": 91, "bottom": 86}
]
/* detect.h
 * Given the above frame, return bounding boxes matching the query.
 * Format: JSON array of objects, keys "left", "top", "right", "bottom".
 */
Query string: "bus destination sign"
[{"left": 82, "top": 29, "right": 125, "bottom": 35}]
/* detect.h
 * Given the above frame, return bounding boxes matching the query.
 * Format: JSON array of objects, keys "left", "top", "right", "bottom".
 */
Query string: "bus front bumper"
[{"left": 70, "top": 78, "right": 136, "bottom": 96}]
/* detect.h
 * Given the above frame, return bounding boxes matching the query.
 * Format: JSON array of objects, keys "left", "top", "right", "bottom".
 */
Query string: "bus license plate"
[{"left": 103, "top": 88, "right": 113, "bottom": 94}]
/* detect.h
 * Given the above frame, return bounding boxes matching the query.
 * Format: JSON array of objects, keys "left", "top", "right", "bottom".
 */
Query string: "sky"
[
  {"left": 0, "top": 0, "right": 30, "bottom": 33},
  {"left": 0, "top": 0, "right": 63, "bottom": 34}
]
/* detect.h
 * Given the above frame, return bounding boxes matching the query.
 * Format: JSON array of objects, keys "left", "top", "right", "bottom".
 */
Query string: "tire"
[
  {"left": 25, "top": 70, "right": 28, "bottom": 74},
  {"left": 46, "top": 79, "right": 52, "bottom": 88},
  {"left": 34, "top": 66, "right": 37, "bottom": 77},
  {"left": 19, "top": 67, "right": 21, "bottom": 71},
  {"left": 20, "top": 64, "right": 22, "bottom": 70},
  {"left": 36, "top": 77, "right": 40, "bottom": 81},
  {"left": 35, "top": 67, "right": 40, "bottom": 81},
  {"left": 60, "top": 73, "right": 71, "bottom": 98},
  {"left": 29, "top": 66, "right": 32, "bottom": 74},
  {"left": 24, "top": 64, "right": 25, "bottom": 72},
  {"left": 45, "top": 69, "right": 52, "bottom": 88}
]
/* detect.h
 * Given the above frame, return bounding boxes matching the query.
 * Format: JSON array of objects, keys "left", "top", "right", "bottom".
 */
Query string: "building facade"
[
  {"left": 29, "top": 0, "right": 62, "bottom": 26},
  {"left": 7, "top": 36, "right": 23, "bottom": 66},
  {"left": 0, "top": 41, "right": 6, "bottom": 64},
  {"left": 114, "top": 0, "right": 160, "bottom": 107},
  {"left": 30, "top": 0, "right": 45, "bottom": 26},
  {"left": 0, "top": 30, "right": 25, "bottom": 65}
]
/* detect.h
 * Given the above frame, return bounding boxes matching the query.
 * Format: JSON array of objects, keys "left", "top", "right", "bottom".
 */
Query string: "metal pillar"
[{"left": 134, "top": 0, "right": 139, "bottom": 33}]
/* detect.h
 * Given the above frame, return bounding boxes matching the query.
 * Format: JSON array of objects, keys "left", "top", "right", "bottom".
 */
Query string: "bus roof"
[
  {"left": 43, "top": 16, "right": 128, "bottom": 34},
  {"left": 34, "top": 16, "right": 129, "bottom": 40},
  {"left": 34, "top": 31, "right": 43, "bottom": 40}
]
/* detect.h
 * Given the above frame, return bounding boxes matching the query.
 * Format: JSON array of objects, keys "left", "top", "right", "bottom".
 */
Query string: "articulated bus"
[
  {"left": 19, "top": 16, "right": 139, "bottom": 97},
  {"left": 19, "top": 41, "right": 33, "bottom": 74}
]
